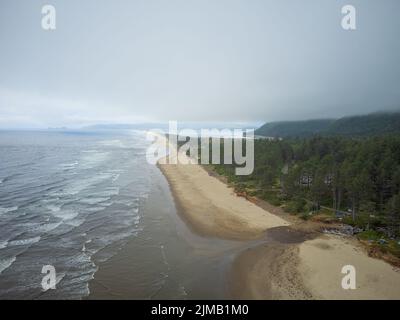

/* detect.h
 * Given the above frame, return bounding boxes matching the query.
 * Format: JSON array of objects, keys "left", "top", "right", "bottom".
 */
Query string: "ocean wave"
[
  {"left": 46, "top": 204, "right": 61, "bottom": 213},
  {"left": 51, "top": 209, "right": 79, "bottom": 221},
  {"left": 92, "top": 187, "right": 120, "bottom": 197},
  {"left": 79, "top": 197, "right": 111, "bottom": 205},
  {"left": 0, "top": 131, "right": 151, "bottom": 298},
  {"left": 65, "top": 218, "right": 85, "bottom": 227},
  {"left": 84, "top": 206, "right": 106, "bottom": 213},
  {"left": 40, "top": 222, "right": 63, "bottom": 232},
  {"left": 98, "top": 139, "right": 124, "bottom": 147},
  {"left": 59, "top": 162, "right": 79, "bottom": 169},
  {"left": 17, "top": 221, "right": 63, "bottom": 233},
  {"left": 8, "top": 236, "right": 41, "bottom": 246},
  {"left": 0, "top": 173, "right": 21, "bottom": 184},
  {"left": 81, "top": 149, "right": 97, "bottom": 153},
  {"left": 113, "top": 198, "right": 136, "bottom": 206},
  {"left": 107, "top": 169, "right": 123, "bottom": 173},
  {"left": 0, "top": 257, "right": 16, "bottom": 275},
  {"left": 0, "top": 206, "right": 18, "bottom": 216},
  {"left": 98, "top": 139, "right": 140, "bottom": 149},
  {"left": 81, "top": 239, "right": 92, "bottom": 252},
  {"left": 58, "top": 173, "right": 114, "bottom": 196},
  {"left": 133, "top": 214, "right": 140, "bottom": 226},
  {"left": 80, "top": 152, "right": 110, "bottom": 168}
]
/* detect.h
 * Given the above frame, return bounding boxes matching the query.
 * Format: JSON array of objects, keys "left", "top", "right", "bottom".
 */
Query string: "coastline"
[
  {"left": 157, "top": 160, "right": 289, "bottom": 240},
  {"left": 158, "top": 143, "right": 400, "bottom": 299},
  {"left": 89, "top": 161, "right": 254, "bottom": 299}
]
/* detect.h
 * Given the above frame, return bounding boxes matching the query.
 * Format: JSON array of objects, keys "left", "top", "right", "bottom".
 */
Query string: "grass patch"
[
  {"left": 357, "top": 230, "right": 385, "bottom": 241},
  {"left": 260, "top": 190, "right": 282, "bottom": 206},
  {"left": 284, "top": 198, "right": 307, "bottom": 214}
]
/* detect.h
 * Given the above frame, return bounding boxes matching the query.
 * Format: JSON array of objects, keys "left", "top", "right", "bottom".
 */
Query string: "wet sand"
[{"left": 89, "top": 165, "right": 255, "bottom": 299}]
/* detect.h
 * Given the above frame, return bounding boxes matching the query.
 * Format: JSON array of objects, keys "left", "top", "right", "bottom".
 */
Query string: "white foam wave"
[
  {"left": 59, "top": 173, "right": 113, "bottom": 196},
  {"left": 46, "top": 204, "right": 61, "bottom": 213},
  {"left": 59, "top": 162, "right": 79, "bottom": 169},
  {"left": 80, "top": 152, "right": 110, "bottom": 168},
  {"left": 79, "top": 197, "right": 110, "bottom": 205},
  {"left": 114, "top": 198, "right": 138, "bottom": 206},
  {"left": 82, "top": 239, "right": 92, "bottom": 252},
  {"left": 0, "top": 206, "right": 18, "bottom": 216},
  {"left": 132, "top": 214, "right": 140, "bottom": 225},
  {"left": 98, "top": 140, "right": 129, "bottom": 148},
  {"left": 66, "top": 218, "right": 85, "bottom": 227},
  {"left": 8, "top": 236, "right": 41, "bottom": 246},
  {"left": 0, "top": 241, "right": 8, "bottom": 249},
  {"left": 85, "top": 206, "right": 106, "bottom": 213},
  {"left": 40, "top": 222, "right": 63, "bottom": 232},
  {"left": 81, "top": 149, "right": 97, "bottom": 153},
  {"left": 51, "top": 209, "right": 79, "bottom": 221},
  {"left": 0, "top": 257, "right": 16, "bottom": 274},
  {"left": 18, "top": 221, "right": 63, "bottom": 233},
  {"left": 95, "top": 187, "right": 120, "bottom": 197}
]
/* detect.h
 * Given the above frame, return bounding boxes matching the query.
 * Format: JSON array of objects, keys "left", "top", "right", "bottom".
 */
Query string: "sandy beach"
[
  {"left": 158, "top": 160, "right": 288, "bottom": 240},
  {"left": 297, "top": 235, "right": 400, "bottom": 299},
  {"left": 158, "top": 135, "right": 400, "bottom": 300}
]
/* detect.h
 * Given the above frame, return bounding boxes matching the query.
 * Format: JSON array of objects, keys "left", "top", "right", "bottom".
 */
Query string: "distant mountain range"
[
  {"left": 82, "top": 122, "right": 257, "bottom": 131},
  {"left": 255, "top": 111, "right": 400, "bottom": 138},
  {"left": 82, "top": 123, "right": 166, "bottom": 131}
]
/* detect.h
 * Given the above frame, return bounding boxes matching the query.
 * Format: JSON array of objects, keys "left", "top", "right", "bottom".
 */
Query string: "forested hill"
[
  {"left": 255, "top": 112, "right": 400, "bottom": 138},
  {"left": 255, "top": 119, "right": 335, "bottom": 138}
]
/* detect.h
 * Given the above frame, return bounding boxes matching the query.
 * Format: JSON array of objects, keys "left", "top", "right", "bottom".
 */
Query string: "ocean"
[
  {"left": 0, "top": 129, "right": 252, "bottom": 300},
  {"left": 0, "top": 130, "right": 152, "bottom": 299}
]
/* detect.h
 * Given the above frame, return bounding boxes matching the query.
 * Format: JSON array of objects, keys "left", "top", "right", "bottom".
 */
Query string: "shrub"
[
  {"left": 357, "top": 230, "right": 385, "bottom": 241},
  {"left": 284, "top": 198, "right": 307, "bottom": 214}
]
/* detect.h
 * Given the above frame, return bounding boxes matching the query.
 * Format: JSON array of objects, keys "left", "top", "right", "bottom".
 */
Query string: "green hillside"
[{"left": 255, "top": 112, "right": 400, "bottom": 138}]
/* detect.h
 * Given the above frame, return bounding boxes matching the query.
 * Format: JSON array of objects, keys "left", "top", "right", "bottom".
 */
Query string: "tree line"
[{"left": 207, "top": 135, "right": 400, "bottom": 236}]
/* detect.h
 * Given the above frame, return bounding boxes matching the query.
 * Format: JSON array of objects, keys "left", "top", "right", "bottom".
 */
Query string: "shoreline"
[
  {"left": 88, "top": 161, "right": 254, "bottom": 299},
  {"left": 158, "top": 144, "right": 400, "bottom": 299},
  {"left": 157, "top": 161, "right": 289, "bottom": 240}
]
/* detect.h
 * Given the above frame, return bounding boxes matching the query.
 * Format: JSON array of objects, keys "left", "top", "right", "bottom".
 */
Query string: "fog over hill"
[{"left": 255, "top": 111, "right": 400, "bottom": 138}]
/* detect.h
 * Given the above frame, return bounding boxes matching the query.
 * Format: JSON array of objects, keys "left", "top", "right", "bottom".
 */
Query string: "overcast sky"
[{"left": 0, "top": 0, "right": 399, "bottom": 128}]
